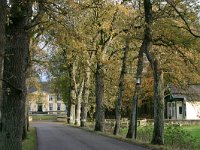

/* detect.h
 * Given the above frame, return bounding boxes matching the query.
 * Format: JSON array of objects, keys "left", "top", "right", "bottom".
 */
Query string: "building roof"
[
  {"left": 169, "top": 84, "right": 200, "bottom": 101},
  {"left": 27, "top": 82, "right": 52, "bottom": 93}
]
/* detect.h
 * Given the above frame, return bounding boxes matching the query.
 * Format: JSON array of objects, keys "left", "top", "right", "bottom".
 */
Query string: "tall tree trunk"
[
  {"left": 22, "top": 69, "right": 32, "bottom": 140},
  {"left": 151, "top": 60, "right": 164, "bottom": 145},
  {"left": 0, "top": 0, "right": 6, "bottom": 147},
  {"left": 23, "top": 66, "right": 30, "bottom": 139},
  {"left": 67, "top": 86, "right": 71, "bottom": 124},
  {"left": 143, "top": 0, "right": 164, "bottom": 145},
  {"left": 113, "top": 37, "right": 129, "bottom": 135},
  {"left": 145, "top": 54, "right": 165, "bottom": 145},
  {"left": 69, "top": 63, "right": 76, "bottom": 124},
  {"left": 126, "top": 45, "right": 144, "bottom": 139},
  {"left": 81, "top": 63, "right": 91, "bottom": 127},
  {"left": 72, "top": 62, "right": 78, "bottom": 125},
  {"left": 26, "top": 104, "right": 29, "bottom": 131},
  {"left": 75, "top": 79, "right": 84, "bottom": 126},
  {"left": 70, "top": 90, "right": 76, "bottom": 124},
  {"left": 1, "top": 2, "right": 30, "bottom": 149},
  {"left": 22, "top": 91, "right": 28, "bottom": 140},
  {"left": 94, "top": 61, "right": 105, "bottom": 132},
  {"left": 70, "top": 104, "right": 76, "bottom": 124},
  {"left": 67, "top": 64, "right": 72, "bottom": 124},
  {"left": 126, "top": 0, "right": 153, "bottom": 139}
]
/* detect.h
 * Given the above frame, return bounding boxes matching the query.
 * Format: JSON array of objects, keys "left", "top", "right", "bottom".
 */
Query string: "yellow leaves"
[
  {"left": 101, "top": 22, "right": 111, "bottom": 31},
  {"left": 70, "top": 38, "right": 85, "bottom": 50},
  {"left": 27, "top": 91, "right": 48, "bottom": 105},
  {"left": 117, "top": 4, "right": 135, "bottom": 17}
]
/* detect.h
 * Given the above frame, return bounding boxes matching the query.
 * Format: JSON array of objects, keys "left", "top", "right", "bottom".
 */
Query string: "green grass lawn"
[
  {"left": 183, "top": 125, "right": 200, "bottom": 139},
  {"left": 22, "top": 128, "right": 36, "bottom": 150},
  {"left": 31, "top": 115, "right": 57, "bottom": 121},
  {"left": 119, "top": 125, "right": 200, "bottom": 149},
  {"left": 121, "top": 125, "right": 200, "bottom": 139}
]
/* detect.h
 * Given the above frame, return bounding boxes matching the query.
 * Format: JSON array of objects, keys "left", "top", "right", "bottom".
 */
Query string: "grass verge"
[
  {"left": 22, "top": 127, "right": 37, "bottom": 150},
  {"left": 31, "top": 115, "right": 57, "bottom": 121},
  {"left": 67, "top": 123, "right": 200, "bottom": 150},
  {"left": 67, "top": 124, "right": 165, "bottom": 150},
  {"left": 183, "top": 125, "right": 200, "bottom": 139}
]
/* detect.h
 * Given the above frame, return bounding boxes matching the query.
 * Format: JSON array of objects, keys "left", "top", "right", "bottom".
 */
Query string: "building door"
[
  {"left": 171, "top": 102, "right": 176, "bottom": 119},
  {"left": 38, "top": 103, "right": 43, "bottom": 112},
  {"left": 167, "top": 102, "right": 172, "bottom": 119},
  {"left": 167, "top": 102, "right": 176, "bottom": 119}
]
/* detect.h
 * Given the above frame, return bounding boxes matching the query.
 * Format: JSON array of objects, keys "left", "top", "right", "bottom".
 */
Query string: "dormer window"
[
  {"left": 49, "top": 95, "right": 53, "bottom": 101},
  {"left": 57, "top": 95, "right": 61, "bottom": 101}
]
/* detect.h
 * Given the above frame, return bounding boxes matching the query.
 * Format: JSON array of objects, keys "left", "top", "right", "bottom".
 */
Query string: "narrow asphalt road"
[{"left": 32, "top": 122, "right": 149, "bottom": 150}]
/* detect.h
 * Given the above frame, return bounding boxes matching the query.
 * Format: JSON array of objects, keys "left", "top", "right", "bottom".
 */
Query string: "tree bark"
[
  {"left": 75, "top": 79, "right": 84, "bottom": 126},
  {"left": 71, "top": 61, "right": 84, "bottom": 126},
  {"left": 151, "top": 60, "right": 164, "bottom": 145},
  {"left": 113, "top": 37, "right": 129, "bottom": 135},
  {"left": 1, "top": 2, "right": 31, "bottom": 149},
  {"left": 0, "top": 0, "right": 6, "bottom": 148},
  {"left": 126, "top": 45, "right": 144, "bottom": 139},
  {"left": 94, "top": 61, "right": 105, "bottom": 132},
  {"left": 72, "top": 61, "right": 79, "bottom": 125},
  {"left": 126, "top": 0, "right": 153, "bottom": 139},
  {"left": 24, "top": 68, "right": 32, "bottom": 138},
  {"left": 70, "top": 104, "right": 76, "bottom": 124},
  {"left": 67, "top": 64, "right": 72, "bottom": 124},
  {"left": 26, "top": 103, "right": 29, "bottom": 132},
  {"left": 143, "top": 0, "right": 164, "bottom": 145},
  {"left": 70, "top": 80, "right": 76, "bottom": 124},
  {"left": 69, "top": 63, "right": 76, "bottom": 124},
  {"left": 23, "top": 73, "right": 31, "bottom": 140},
  {"left": 22, "top": 91, "right": 28, "bottom": 140},
  {"left": 81, "top": 63, "right": 91, "bottom": 127}
]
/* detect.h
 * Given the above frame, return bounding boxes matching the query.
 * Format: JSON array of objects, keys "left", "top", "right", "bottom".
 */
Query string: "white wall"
[
  {"left": 186, "top": 102, "right": 200, "bottom": 120},
  {"left": 29, "top": 92, "right": 66, "bottom": 112}
]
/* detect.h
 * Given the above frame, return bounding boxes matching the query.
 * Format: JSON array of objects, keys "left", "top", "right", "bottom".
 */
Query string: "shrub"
[
  {"left": 164, "top": 124, "right": 197, "bottom": 150},
  {"left": 137, "top": 125, "right": 153, "bottom": 142}
]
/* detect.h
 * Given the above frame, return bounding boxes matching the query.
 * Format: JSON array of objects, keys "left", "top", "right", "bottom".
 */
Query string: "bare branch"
[
  {"left": 166, "top": 0, "right": 200, "bottom": 38},
  {"left": 0, "top": 79, "right": 23, "bottom": 93}
]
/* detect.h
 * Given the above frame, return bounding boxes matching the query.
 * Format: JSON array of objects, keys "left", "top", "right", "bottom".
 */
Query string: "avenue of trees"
[{"left": 0, "top": 0, "right": 200, "bottom": 150}]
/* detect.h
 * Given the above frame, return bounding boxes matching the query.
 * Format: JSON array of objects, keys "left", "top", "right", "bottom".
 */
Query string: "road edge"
[{"left": 65, "top": 124, "right": 165, "bottom": 150}]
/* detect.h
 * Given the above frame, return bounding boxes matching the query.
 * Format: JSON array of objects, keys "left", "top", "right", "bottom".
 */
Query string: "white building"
[
  {"left": 28, "top": 83, "right": 66, "bottom": 114},
  {"left": 166, "top": 85, "right": 200, "bottom": 120}
]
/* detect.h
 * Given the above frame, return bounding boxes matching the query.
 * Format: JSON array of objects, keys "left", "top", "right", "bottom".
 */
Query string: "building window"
[
  {"left": 184, "top": 103, "right": 186, "bottom": 117},
  {"left": 49, "top": 103, "right": 53, "bottom": 111},
  {"left": 179, "top": 106, "right": 182, "bottom": 114},
  {"left": 168, "top": 102, "right": 171, "bottom": 118},
  {"left": 172, "top": 102, "right": 175, "bottom": 117},
  {"left": 49, "top": 95, "right": 53, "bottom": 101},
  {"left": 57, "top": 95, "right": 61, "bottom": 101},
  {"left": 57, "top": 103, "right": 61, "bottom": 111}
]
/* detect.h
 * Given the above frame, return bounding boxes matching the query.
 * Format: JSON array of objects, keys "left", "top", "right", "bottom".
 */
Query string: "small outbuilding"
[{"left": 165, "top": 85, "right": 200, "bottom": 120}]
